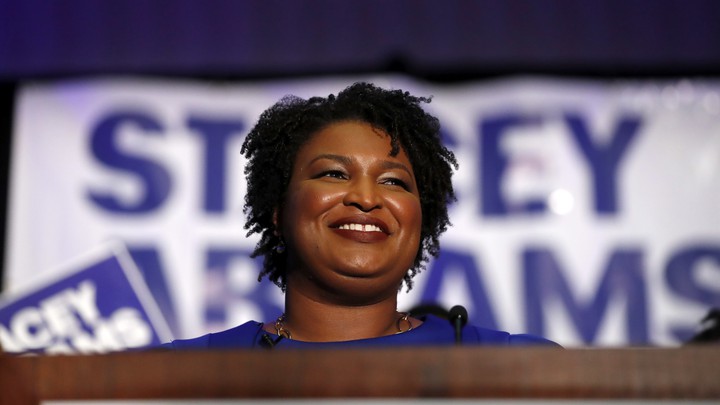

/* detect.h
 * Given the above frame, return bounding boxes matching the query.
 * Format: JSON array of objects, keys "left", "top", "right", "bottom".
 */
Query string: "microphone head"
[{"left": 448, "top": 305, "right": 468, "bottom": 327}]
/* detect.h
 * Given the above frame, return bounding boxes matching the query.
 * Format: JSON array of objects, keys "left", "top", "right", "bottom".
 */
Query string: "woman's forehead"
[{"left": 297, "top": 121, "right": 407, "bottom": 162}]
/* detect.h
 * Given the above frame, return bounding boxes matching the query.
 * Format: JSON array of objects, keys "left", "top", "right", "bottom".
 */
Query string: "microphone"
[
  {"left": 448, "top": 305, "right": 468, "bottom": 345},
  {"left": 686, "top": 308, "right": 720, "bottom": 344}
]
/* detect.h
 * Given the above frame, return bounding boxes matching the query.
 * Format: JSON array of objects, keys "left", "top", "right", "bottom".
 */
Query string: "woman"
[{"left": 165, "top": 82, "right": 557, "bottom": 348}]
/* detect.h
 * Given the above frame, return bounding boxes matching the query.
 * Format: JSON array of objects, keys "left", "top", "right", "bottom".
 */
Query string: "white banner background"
[{"left": 6, "top": 76, "right": 720, "bottom": 347}]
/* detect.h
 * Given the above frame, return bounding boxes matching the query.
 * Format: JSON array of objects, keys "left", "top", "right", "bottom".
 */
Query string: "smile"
[
  {"left": 336, "top": 223, "right": 383, "bottom": 232},
  {"left": 329, "top": 216, "right": 390, "bottom": 235},
  {"left": 329, "top": 216, "right": 390, "bottom": 243}
]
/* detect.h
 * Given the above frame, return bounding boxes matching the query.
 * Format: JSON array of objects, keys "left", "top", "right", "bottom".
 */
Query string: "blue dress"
[{"left": 164, "top": 315, "right": 559, "bottom": 349}]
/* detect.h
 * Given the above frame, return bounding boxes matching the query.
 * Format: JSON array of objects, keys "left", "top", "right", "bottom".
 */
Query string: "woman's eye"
[
  {"left": 318, "top": 170, "right": 346, "bottom": 180},
  {"left": 382, "top": 177, "right": 409, "bottom": 190}
]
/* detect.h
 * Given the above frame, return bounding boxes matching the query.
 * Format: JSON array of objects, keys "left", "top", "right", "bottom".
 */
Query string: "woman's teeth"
[{"left": 337, "top": 223, "right": 383, "bottom": 232}]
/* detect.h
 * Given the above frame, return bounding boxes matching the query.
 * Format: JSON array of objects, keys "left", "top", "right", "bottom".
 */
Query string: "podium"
[{"left": 1, "top": 346, "right": 719, "bottom": 403}]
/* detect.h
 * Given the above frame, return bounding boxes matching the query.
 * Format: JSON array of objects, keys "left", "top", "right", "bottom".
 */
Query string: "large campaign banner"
[{"left": 5, "top": 76, "right": 720, "bottom": 347}]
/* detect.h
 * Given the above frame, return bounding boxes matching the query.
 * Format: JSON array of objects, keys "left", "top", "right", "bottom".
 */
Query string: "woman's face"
[{"left": 279, "top": 121, "right": 422, "bottom": 303}]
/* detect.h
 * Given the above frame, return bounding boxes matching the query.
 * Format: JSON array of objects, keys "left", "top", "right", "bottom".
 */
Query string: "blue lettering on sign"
[
  {"left": 479, "top": 114, "right": 545, "bottom": 216},
  {"left": 88, "top": 111, "right": 171, "bottom": 213},
  {"left": 186, "top": 116, "right": 245, "bottom": 213},
  {"left": 479, "top": 112, "right": 642, "bottom": 217},
  {"left": 523, "top": 247, "right": 648, "bottom": 344},
  {"left": 204, "top": 248, "right": 282, "bottom": 328},
  {"left": 420, "top": 249, "right": 498, "bottom": 329},
  {"left": 665, "top": 245, "right": 720, "bottom": 342},
  {"left": 191, "top": 243, "right": 719, "bottom": 345},
  {"left": 565, "top": 113, "right": 642, "bottom": 214}
]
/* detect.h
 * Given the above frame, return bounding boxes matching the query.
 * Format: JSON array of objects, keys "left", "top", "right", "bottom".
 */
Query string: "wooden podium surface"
[{"left": 1, "top": 346, "right": 719, "bottom": 404}]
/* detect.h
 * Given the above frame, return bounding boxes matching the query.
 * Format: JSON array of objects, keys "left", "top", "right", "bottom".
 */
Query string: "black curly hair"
[{"left": 241, "top": 82, "right": 457, "bottom": 291}]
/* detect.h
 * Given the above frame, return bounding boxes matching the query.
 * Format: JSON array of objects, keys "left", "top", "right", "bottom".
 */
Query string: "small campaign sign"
[{"left": 0, "top": 243, "right": 172, "bottom": 354}]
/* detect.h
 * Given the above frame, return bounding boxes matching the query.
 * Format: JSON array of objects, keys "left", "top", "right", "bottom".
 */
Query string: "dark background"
[{"left": 1, "top": 0, "right": 720, "bottom": 290}]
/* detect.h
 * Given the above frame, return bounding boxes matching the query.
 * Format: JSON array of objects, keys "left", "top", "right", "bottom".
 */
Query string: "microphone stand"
[{"left": 408, "top": 303, "right": 469, "bottom": 345}]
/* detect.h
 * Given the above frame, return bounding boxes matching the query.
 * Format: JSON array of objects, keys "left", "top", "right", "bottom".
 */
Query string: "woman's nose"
[{"left": 343, "top": 178, "right": 382, "bottom": 211}]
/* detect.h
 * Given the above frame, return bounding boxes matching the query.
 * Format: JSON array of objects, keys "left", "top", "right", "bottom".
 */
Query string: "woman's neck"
[{"left": 268, "top": 287, "right": 403, "bottom": 342}]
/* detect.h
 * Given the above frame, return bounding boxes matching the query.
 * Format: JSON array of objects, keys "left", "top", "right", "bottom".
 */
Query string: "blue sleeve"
[
  {"left": 162, "top": 333, "right": 211, "bottom": 349},
  {"left": 161, "top": 321, "right": 264, "bottom": 350}
]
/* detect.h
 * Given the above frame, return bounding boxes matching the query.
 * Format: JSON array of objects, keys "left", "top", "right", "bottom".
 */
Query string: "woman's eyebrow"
[
  {"left": 379, "top": 160, "right": 413, "bottom": 177},
  {"left": 309, "top": 153, "right": 413, "bottom": 177},
  {"left": 309, "top": 154, "right": 352, "bottom": 166}
]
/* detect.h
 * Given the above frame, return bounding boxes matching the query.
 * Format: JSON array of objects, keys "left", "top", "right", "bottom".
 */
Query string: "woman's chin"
[
  {"left": 287, "top": 256, "right": 410, "bottom": 301},
  {"left": 328, "top": 269, "right": 404, "bottom": 298}
]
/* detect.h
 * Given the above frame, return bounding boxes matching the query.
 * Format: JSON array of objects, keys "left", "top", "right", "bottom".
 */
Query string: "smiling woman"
[
  {"left": 163, "top": 82, "right": 558, "bottom": 348},
  {"left": 281, "top": 122, "right": 422, "bottom": 310}
]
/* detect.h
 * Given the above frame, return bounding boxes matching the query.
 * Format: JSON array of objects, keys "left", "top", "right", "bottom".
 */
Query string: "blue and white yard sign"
[
  {"left": 5, "top": 76, "right": 720, "bottom": 347},
  {"left": 0, "top": 243, "right": 171, "bottom": 354}
]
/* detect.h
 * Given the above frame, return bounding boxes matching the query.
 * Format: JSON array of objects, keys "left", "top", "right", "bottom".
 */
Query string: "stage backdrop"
[{"left": 5, "top": 76, "right": 720, "bottom": 347}]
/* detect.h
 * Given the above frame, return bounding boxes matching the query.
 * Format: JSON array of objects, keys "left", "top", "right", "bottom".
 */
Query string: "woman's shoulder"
[
  {"left": 420, "top": 315, "right": 560, "bottom": 347},
  {"left": 162, "top": 320, "right": 264, "bottom": 350}
]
